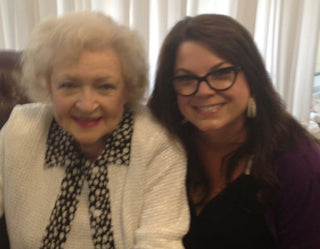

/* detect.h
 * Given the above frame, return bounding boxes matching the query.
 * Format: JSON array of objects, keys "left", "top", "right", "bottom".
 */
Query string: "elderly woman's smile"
[
  {"left": 50, "top": 49, "right": 128, "bottom": 154},
  {"left": 72, "top": 116, "right": 102, "bottom": 128}
]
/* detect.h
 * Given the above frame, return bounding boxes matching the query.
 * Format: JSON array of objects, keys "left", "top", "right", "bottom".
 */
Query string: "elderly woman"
[
  {"left": 0, "top": 12, "right": 189, "bottom": 249},
  {"left": 149, "top": 14, "right": 320, "bottom": 249}
]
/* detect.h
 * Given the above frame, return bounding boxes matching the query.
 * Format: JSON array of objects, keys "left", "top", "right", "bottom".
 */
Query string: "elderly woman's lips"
[{"left": 73, "top": 117, "right": 102, "bottom": 128}]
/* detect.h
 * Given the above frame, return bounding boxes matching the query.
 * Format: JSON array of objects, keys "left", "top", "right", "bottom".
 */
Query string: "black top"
[
  {"left": 183, "top": 174, "right": 274, "bottom": 249},
  {"left": 0, "top": 215, "right": 10, "bottom": 249}
]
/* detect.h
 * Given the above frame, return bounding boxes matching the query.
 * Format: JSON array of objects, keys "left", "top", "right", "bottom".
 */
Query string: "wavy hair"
[
  {"left": 21, "top": 11, "right": 148, "bottom": 107},
  {"left": 148, "top": 14, "right": 315, "bottom": 206}
]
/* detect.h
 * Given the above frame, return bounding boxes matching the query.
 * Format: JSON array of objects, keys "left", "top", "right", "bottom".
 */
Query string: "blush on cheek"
[
  {"left": 52, "top": 105, "right": 68, "bottom": 131},
  {"left": 53, "top": 112, "right": 63, "bottom": 128},
  {"left": 177, "top": 98, "right": 189, "bottom": 116}
]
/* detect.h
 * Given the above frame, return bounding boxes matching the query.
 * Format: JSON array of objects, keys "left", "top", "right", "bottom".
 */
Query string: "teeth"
[
  {"left": 76, "top": 117, "right": 100, "bottom": 122},
  {"left": 198, "top": 104, "right": 222, "bottom": 111},
  {"left": 80, "top": 119, "right": 97, "bottom": 122}
]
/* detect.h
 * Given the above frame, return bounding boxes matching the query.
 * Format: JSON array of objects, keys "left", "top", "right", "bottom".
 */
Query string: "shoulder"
[
  {"left": 7, "top": 102, "right": 51, "bottom": 123},
  {"left": 1, "top": 103, "right": 52, "bottom": 139},
  {"left": 11, "top": 102, "right": 51, "bottom": 115},
  {"left": 133, "top": 105, "right": 166, "bottom": 133},
  {"left": 272, "top": 137, "right": 320, "bottom": 220},
  {"left": 132, "top": 105, "right": 183, "bottom": 151},
  {"left": 275, "top": 138, "right": 320, "bottom": 184},
  {"left": 270, "top": 138, "right": 320, "bottom": 247},
  {"left": 130, "top": 105, "right": 186, "bottom": 166}
]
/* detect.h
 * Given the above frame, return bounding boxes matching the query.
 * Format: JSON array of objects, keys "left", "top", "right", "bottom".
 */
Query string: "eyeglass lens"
[{"left": 173, "top": 66, "right": 241, "bottom": 96}]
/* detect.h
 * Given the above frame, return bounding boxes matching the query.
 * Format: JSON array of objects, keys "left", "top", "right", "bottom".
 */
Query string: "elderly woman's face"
[{"left": 50, "top": 49, "right": 128, "bottom": 153}]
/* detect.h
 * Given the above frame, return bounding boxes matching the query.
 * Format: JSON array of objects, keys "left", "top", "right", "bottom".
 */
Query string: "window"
[{"left": 311, "top": 29, "right": 320, "bottom": 124}]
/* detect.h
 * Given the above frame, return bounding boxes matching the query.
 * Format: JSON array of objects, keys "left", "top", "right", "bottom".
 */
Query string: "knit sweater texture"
[{"left": 0, "top": 103, "right": 189, "bottom": 249}]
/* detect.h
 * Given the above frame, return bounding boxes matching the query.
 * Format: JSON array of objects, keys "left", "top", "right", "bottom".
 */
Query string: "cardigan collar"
[
  {"left": 45, "top": 110, "right": 134, "bottom": 168},
  {"left": 40, "top": 111, "right": 133, "bottom": 248}
]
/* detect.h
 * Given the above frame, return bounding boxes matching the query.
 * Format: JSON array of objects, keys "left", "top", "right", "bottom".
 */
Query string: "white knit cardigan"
[{"left": 0, "top": 103, "right": 189, "bottom": 249}]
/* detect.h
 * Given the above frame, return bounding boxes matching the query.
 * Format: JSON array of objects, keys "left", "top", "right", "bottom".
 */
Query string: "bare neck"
[
  {"left": 193, "top": 121, "right": 248, "bottom": 207},
  {"left": 196, "top": 121, "right": 247, "bottom": 157}
]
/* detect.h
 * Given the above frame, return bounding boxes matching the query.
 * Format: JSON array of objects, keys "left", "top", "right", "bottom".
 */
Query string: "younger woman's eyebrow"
[
  {"left": 174, "top": 61, "right": 228, "bottom": 75},
  {"left": 208, "top": 61, "right": 228, "bottom": 71}
]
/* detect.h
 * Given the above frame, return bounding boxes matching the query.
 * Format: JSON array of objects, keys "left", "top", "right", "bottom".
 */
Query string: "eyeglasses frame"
[{"left": 172, "top": 65, "right": 242, "bottom": 96}]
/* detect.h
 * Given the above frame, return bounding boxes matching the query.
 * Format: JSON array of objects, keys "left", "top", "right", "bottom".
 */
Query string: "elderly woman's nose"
[{"left": 76, "top": 89, "right": 98, "bottom": 111}]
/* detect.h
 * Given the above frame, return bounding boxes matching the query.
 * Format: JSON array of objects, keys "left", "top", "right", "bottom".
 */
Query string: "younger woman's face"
[{"left": 174, "top": 41, "right": 250, "bottom": 136}]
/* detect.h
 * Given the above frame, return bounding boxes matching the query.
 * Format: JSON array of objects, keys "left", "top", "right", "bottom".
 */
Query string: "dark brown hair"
[
  {"left": 148, "top": 14, "right": 313, "bottom": 206},
  {"left": 0, "top": 51, "right": 29, "bottom": 129}
]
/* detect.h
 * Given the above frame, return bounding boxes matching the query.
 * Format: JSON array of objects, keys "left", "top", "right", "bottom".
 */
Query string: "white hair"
[{"left": 21, "top": 11, "right": 148, "bottom": 106}]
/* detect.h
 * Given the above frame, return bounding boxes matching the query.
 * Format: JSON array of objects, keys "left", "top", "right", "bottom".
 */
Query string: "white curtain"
[
  {"left": 0, "top": 0, "right": 319, "bottom": 124},
  {"left": 254, "top": 0, "right": 320, "bottom": 124}
]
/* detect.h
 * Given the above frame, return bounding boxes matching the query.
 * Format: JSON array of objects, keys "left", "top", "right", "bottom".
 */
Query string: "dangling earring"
[{"left": 247, "top": 97, "right": 256, "bottom": 118}]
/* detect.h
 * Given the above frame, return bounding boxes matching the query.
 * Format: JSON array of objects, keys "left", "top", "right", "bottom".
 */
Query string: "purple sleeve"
[{"left": 265, "top": 140, "right": 320, "bottom": 249}]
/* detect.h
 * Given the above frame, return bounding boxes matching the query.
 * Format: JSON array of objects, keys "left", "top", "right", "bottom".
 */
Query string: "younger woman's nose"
[{"left": 195, "top": 80, "right": 216, "bottom": 96}]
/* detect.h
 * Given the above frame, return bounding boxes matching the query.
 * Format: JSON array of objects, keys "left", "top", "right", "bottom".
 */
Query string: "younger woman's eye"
[{"left": 173, "top": 75, "right": 197, "bottom": 82}]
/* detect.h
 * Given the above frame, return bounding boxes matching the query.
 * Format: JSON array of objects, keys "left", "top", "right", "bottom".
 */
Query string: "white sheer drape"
[
  {"left": 254, "top": 0, "right": 320, "bottom": 124},
  {"left": 0, "top": 0, "right": 319, "bottom": 123}
]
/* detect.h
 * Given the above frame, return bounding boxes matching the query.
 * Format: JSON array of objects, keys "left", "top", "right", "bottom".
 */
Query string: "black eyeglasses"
[{"left": 172, "top": 66, "right": 242, "bottom": 96}]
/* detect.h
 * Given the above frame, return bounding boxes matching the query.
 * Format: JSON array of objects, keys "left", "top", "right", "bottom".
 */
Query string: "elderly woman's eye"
[
  {"left": 59, "top": 82, "right": 77, "bottom": 89},
  {"left": 98, "top": 84, "right": 115, "bottom": 90}
]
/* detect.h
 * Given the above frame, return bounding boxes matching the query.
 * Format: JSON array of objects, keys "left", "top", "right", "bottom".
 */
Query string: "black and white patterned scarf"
[{"left": 40, "top": 111, "right": 133, "bottom": 249}]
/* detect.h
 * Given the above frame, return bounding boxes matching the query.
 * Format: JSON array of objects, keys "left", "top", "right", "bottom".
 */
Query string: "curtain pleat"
[
  {"left": 0, "top": 5, "right": 6, "bottom": 49},
  {"left": 292, "top": 0, "right": 320, "bottom": 123}
]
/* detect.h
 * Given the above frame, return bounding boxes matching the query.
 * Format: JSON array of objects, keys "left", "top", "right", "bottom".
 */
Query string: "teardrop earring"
[{"left": 247, "top": 97, "right": 257, "bottom": 118}]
